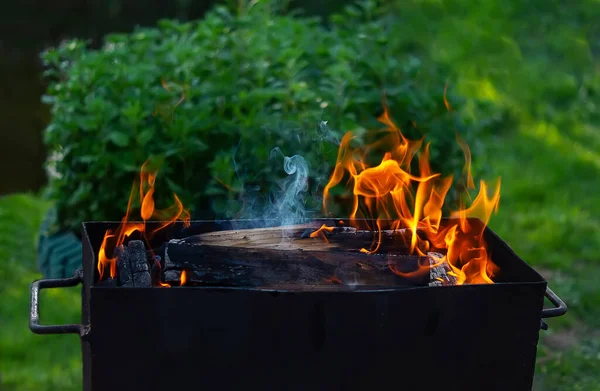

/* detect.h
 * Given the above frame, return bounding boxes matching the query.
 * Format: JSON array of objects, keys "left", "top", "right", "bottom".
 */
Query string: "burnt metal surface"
[{"left": 29, "top": 219, "right": 567, "bottom": 391}]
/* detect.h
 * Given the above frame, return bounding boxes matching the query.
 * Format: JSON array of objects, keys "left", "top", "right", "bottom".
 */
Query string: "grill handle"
[
  {"left": 29, "top": 269, "right": 83, "bottom": 335},
  {"left": 539, "top": 287, "right": 567, "bottom": 331},
  {"left": 541, "top": 287, "right": 567, "bottom": 318}
]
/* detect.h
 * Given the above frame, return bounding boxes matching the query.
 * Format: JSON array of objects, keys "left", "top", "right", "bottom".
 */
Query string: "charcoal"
[
  {"left": 428, "top": 252, "right": 457, "bottom": 286},
  {"left": 115, "top": 240, "right": 151, "bottom": 287},
  {"left": 128, "top": 240, "right": 149, "bottom": 273},
  {"left": 132, "top": 272, "right": 152, "bottom": 287},
  {"left": 163, "top": 270, "right": 180, "bottom": 282},
  {"left": 96, "top": 277, "right": 117, "bottom": 287},
  {"left": 115, "top": 244, "right": 131, "bottom": 286}
]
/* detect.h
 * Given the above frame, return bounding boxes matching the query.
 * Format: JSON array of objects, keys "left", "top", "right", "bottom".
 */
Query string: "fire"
[
  {"left": 310, "top": 224, "right": 335, "bottom": 243},
  {"left": 321, "top": 102, "right": 501, "bottom": 285},
  {"left": 97, "top": 159, "right": 190, "bottom": 282},
  {"left": 180, "top": 270, "right": 187, "bottom": 286}
]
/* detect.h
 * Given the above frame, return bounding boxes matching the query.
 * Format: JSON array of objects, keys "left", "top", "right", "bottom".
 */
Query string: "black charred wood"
[
  {"left": 96, "top": 277, "right": 117, "bottom": 287},
  {"left": 115, "top": 240, "right": 152, "bottom": 288},
  {"left": 163, "top": 239, "right": 433, "bottom": 288},
  {"left": 115, "top": 245, "right": 131, "bottom": 286}
]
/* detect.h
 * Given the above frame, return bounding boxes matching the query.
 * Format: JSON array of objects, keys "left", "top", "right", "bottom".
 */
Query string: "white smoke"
[
  {"left": 317, "top": 120, "right": 341, "bottom": 146},
  {"left": 219, "top": 119, "right": 342, "bottom": 230},
  {"left": 263, "top": 148, "right": 310, "bottom": 227}
]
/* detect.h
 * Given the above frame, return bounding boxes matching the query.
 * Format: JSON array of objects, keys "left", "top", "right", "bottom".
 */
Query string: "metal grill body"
[{"left": 30, "top": 219, "right": 567, "bottom": 391}]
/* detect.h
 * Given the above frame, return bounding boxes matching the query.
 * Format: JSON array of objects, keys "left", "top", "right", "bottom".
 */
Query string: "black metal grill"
[{"left": 30, "top": 219, "right": 567, "bottom": 391}]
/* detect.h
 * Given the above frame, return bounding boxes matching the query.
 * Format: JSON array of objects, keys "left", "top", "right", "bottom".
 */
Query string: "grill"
[{"left": 30, "top": 218, "right": 566, "bottom": 391}]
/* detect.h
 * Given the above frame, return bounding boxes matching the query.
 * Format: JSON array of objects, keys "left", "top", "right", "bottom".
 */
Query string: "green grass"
[
  {"left": 395, "top": 0, "right": 600, "bottom": 388},
  {"left": 0, "top": 194, "right": 81, "bottom": 390},
  {"left": 484, "top": 131, "right": 600, "bottom": 390}
]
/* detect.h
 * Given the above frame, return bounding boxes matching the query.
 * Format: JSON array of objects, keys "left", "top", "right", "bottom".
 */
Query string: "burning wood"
[
  {"left": 115, "top": 240, "right": 152, "bottom": 287},
  {"left": 101, "top": 224, "right": 454, "bottom": 289},
  {"left": 154, "top": 225, "right": 452, "bottom": 289},
  {"left": 427, "top": 252, "right": 457, "bottom": 286},
  {"left": 182, "top": 223, "right": 429, "bottom": 253},
  {"left": 162, "top": 242, "right": 430, "bottom": 288},
  {"left": 98, "top": 221, "right": 460, "bottom": 289}
]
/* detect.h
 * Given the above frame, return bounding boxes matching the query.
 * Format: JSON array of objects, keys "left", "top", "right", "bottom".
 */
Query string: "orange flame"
[
  {"left": 321, "top": 101, "right": 501, "bottom": 285},
  {"left": 309, "top": 224, "right": 335, "bottom": 243},
  {"left": 97, "top": 159, "right": 190, "bottom": 283},
  {"left": 153, "top": 79, "right": 185, "bottom": 119},
  {"left": 180, "top": 270, "right": 187, "bottom": 286},
  {"left": 443, "top": 82, "right": 452, "bottom": 111}
]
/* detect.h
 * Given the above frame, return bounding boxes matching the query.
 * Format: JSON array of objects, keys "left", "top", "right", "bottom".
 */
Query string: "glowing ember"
[
  {"left": 180, "top": 270, "right": 187, "bottom": 286},
  {"left": 319, "top": 102, "right": 501, "bottom": 285},
  {"left": 97, "top": 159, "right": 190, "bottom": 283},
  {"left": 325, "top": 276, "right": 342, "bottom": 285}
]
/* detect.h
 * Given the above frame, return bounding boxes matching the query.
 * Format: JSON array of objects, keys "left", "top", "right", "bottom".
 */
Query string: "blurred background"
[{"left": 1, "top": 0, "right": 598, "bottom": 389}]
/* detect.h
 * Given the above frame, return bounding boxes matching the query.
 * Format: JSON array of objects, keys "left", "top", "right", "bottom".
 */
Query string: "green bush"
[{"left": 41, "top": 0, "right": 501, "bottom": 232}]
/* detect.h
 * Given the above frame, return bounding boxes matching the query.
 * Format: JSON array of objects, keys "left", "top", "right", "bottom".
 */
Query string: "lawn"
[
  {"left": 0, "top": 194, "right": 81, "bottom": 390},
  {"left": 1, "top": 0, "right": 599, "bottom": 389},
  {"left": 408, "top": 0, "right": 600, "bottom": 388}
]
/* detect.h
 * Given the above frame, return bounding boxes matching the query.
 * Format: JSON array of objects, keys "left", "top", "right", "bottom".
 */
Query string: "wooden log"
[
  {"left": 115, "top": 240, "right": 152, "bottom": 287},
  {"left": 182, "top": 223, "right": 343, "bottom": 249},
  {"left": 163, "top": 238, "right": 439, "bottom": 289},
  {"left": 181, "top": 224, "right": 430, "bottom": 254}
]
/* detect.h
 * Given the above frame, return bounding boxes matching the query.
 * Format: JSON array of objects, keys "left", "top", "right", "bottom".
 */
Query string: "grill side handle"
[
  {"left": 540, "top": 287, "right": 567, "bottom": 331},
  {"left": 30, "top": 269, "right": 83, "bottom": 335},
  {"left": 542, "top": 287, "right": 567, "bottom": 318}
]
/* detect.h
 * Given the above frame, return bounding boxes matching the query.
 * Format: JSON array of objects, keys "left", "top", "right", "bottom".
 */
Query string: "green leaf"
[{"left": 107, "top": 132, "right": 129, "bottom": 147}]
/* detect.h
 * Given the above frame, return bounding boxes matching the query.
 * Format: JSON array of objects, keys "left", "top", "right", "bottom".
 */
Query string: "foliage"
[
  {"left": 40, "top": 0, "right": 496, "bottom": 232},
  {"left": 0, "top": 194, "right": 81, "bottom": 390}
]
